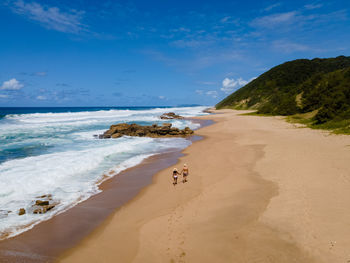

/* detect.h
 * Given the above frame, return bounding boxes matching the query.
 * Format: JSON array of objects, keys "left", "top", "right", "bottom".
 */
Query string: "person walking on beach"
[
  {"left": 172, "top": 168, "right": 179, "bottom": 185},
  {"left": 181, "top": 164, "right": 189, "bottom": 183}
]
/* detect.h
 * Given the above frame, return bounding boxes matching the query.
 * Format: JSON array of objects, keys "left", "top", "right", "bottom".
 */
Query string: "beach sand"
[{"left": 58, "top": 109, "right": 350, "bottom": 263}]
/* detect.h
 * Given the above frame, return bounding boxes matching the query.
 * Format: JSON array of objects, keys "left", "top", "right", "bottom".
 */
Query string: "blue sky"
[{"left": 0, "top": 0, "right": 349, "bottom": 107}]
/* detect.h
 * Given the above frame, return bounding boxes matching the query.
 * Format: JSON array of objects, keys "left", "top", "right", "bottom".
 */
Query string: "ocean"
[{"left": 0, "top": 106, "right": 209, "bottom": 239}]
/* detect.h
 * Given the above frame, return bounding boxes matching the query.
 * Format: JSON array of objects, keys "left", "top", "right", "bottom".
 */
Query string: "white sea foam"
[
  {"left": 4, "top": 106, "right": 208, "bottom": 124},
  {"left": 0, "top": 106, "right": 209, "bottom": 239}
]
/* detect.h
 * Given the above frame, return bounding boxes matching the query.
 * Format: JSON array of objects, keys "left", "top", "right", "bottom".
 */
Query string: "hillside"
[{"left": 216, "top": 56, "right": 350, "bottom": 133}]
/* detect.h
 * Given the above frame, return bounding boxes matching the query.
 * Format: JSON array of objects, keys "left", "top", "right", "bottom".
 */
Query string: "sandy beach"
[{"left": 58, "top": 109, "right": 350, "bottom": 263}]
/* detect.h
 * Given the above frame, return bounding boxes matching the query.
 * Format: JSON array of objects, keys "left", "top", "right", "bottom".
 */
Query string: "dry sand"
[{"left": 59, "top": 109, "right": 350, "bottom": 263}]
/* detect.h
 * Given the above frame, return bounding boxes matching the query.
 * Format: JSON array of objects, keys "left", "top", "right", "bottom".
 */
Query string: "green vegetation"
[{"left": 216, "top": 56, "right": 350, "bottom": 134}]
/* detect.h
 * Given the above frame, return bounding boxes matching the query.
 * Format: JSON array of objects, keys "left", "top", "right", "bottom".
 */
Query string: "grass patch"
[
  {"left": 286, "top": 110, "right": 350, "bottom": 134},
  {"left": 219, "top": 107, "right": 350, "bottom": 135},
  {"left": 239, "top": 111, "right": 273, "bottom": 117},
  {"left": 286, "top": 111, "right": 317, "bottom": 125},
  {"left": 312, "top": 120, "right": 350, "bottom": 134}
]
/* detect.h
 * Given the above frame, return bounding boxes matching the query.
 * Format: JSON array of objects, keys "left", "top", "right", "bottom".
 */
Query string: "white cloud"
[
  {"left": 195, "top": 89, "right": 204, "bottom": 95},
  {"left": 220, "top": 16, "right": 239, "bottom": 24},
  {"left": 273, "top": 40, "right": 310, "bottom": 53},
  {"left": 197, "top": 81, "right": 216, "bottom": 85},
  {"left": 206, "top": 90, "right": 218, "bottom": 98},
  {"left": 251, "top": 11, "right": 297, "bottom": 28},
  {"left": 221, "top": 77, "right": 250, "bottom": 94},
  {"left": 0, "top": 94, "right": 9, "bottom": 98},
  {"left": 36, "top": 95, "right": 47, "bottom": 100},
  {"left": 170, "top": 27, "right": 191, "bottom": 33},
  {"left": 304, "top": 3, "right": 323, "bottom": 10},
  {"left": 33, "top": 71, "right": 47, "bottom": 76},
  {"left": 171, "top": 39, "right": 210, "bottom": 48},
  {"left": 10, "top": 0, "right": 86, "bottom": 34},
  {"left": 158, "top": 95, "right": 166, "bottom": 99},
  {"left": 1, "top": 78, "right": 24, "bottom": 90},
  {"left": 263, "top": 3, "right": 282, "bottom": 12},
  {"left": 220, "top": 16, "right": 231, "bottom": 23}
]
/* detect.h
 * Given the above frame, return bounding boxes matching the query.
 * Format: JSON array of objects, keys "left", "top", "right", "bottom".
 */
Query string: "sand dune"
[{"left": 59, "top": 109, "right": 350, "bottom": 263}]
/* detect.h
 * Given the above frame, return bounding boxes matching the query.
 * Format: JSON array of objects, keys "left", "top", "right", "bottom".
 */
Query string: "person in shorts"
[
  {"left": 172, "top": 168, "right": 179, "bottom": 185},
  {"left": 181, "top": 164, "right": 189, "bottom": 183}
]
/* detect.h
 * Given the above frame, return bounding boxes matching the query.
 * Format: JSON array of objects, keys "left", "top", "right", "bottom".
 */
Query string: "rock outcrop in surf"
[
  {"left": 17, "top": 194, "right": 58, "bottom": 216},
  {"left": 159, "top": 112, "right": 184, "bottom": 119},
  {"left": 100, "top": 123, "right": 194, "bottom": 139}
]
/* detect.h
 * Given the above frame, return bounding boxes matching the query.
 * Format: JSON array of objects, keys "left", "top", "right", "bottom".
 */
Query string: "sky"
[{"left": 0, "top": 0, "right": 349, "bottom": 107}]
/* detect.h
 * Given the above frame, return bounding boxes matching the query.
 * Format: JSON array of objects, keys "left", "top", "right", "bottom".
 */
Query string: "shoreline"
[
  {"left": 2, "top": 109, "right": 350, "bottom": 262},
  {"left": 0, "top": 118, "right": 212, "bottom": 262},
  {"left": 59, "top": 109, "right": 350, "bottom": 263}
]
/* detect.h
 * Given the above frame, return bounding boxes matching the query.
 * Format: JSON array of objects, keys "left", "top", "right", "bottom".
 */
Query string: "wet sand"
[{"left": 59, "top": 109, "right": 350, "bottom": 263}]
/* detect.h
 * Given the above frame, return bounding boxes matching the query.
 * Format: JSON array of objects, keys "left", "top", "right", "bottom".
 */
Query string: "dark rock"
[
  {"left": 135, "top": 129, "right": 145, "bottom": 136},
  {"left": 33, "top": 208, "right": 41, "bottom": 214},
  {"left": 100, "top": 123, "right": 194, "bottom": 139},
  {"left": 18, "top": 208, "right": 26, "bottom": 216},
  {"left": 36, "top": 194, "right": 52, "bottom": 200},
  {"left": 32, "top": 195, "right": 58, "bottom": 214},
  {"left": 170, "top": 127, "right": 180, "bottom": 135},
  {"left": 160, "top": 112, "right": 184, "bottom": 119},
  {"left": 162, "top": 123, "right": 172, "bottom": 128},
  {"left": 33, "top": 203, "right": 57, "bottom": 214},
  {"left": 111, "top": 133, "right": 122, "bottom": 138},
  {"left": 35, "top": 200, "right": 49, "bottom": 206},
  {"left": 203, "top": 108, "right": 213, "bottom": 113}
]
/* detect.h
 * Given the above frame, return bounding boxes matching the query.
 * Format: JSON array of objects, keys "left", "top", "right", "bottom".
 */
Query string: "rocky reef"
[
  {"left": 160, "top": 112, "right": 184, "bottom": 119},
  {"left": 100, "top": 123, "right": 194, "bottom": 139},
  {"left": 32, "top": 194, "right": 58, "bottom": 214},
  {"left": 18, "top": 194, "right": 58, "bottom": 216}
]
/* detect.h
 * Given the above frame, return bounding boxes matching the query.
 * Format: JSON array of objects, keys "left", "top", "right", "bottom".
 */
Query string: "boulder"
[
  {"left": 18, "top": 208, "right": 26, "bottom": 216},
  {"left": 35, "top": 200, "right": 49, "bottom": 206},
  {"left": 36, "top": 194, "right": 53, "bottom": 200},
  {"left": 184, "top": 127, "right": 193, "bottom": 133},
  {"left": 160, "top": 112, "right": 184, "bottom": 119},
  {"left": 33, "top": 204, "right": 56, "bottom": 214},
  {"left": 32, "top": 195, "right": 58, "bottom": 214}
]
